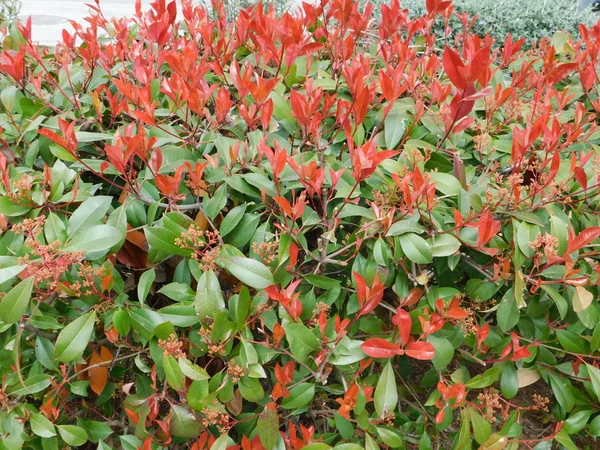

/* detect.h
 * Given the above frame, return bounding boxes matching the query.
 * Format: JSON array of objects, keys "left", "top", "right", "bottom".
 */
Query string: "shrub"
[
  {"left": 0, "top": 0, "right": 599, "bottom": 448},
  {"left": 0, "top": 0, "right": 20, "bottom": 25},
  {"left": 369, "top": 0, "right": 599, "bottom": 42}
]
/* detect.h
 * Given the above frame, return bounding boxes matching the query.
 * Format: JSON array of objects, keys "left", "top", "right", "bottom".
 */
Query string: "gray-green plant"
[
  {"left": 0, "top": 0, "right": 20, "bottom": 24},
  {"left": 368, "top": 0, "right": 598, "bottom": 42}
]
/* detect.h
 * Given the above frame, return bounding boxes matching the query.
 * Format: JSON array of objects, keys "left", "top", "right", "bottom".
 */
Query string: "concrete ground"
[{"left": 18, "top": 0, "right": 178, "bottom": 46}]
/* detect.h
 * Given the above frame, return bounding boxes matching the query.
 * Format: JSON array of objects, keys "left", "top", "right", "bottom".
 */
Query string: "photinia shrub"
[{"left": 0, "top": 0, "right": 599, "bottom": 448}]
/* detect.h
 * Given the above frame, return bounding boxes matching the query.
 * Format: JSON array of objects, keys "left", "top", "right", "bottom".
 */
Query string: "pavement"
[{"left": 17, "top": 0, "right": 179, "bottom": 46}]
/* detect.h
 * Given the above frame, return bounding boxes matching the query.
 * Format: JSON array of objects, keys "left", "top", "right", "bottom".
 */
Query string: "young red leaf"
[
  {"left": 442, "top": 47, "right": 467, "bottom": 90},
  {"left": 404, "top": 341, "right": 436, "bottom": 360},
  {"left": 361, "top": 338, "right": 402, "bottom": 358}
]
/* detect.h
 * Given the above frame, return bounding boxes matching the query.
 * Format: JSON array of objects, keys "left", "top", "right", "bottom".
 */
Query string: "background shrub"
[
  {"left": 371, "top": 0, "right": 599, "bottom": 42},
  {"left": 0, "top": 0, "right": 599, "bottom": 449},
  {"left": 0, "top": 0, "right": 20, "bottom": 25}
]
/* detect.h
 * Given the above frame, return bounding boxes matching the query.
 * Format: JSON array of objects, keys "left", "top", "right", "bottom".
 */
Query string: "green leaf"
[
  {"left": 334, "top": 413, "right": 355, "bottom": 440},
  {"left": 365, "top": 434, "right": 378, "bottom": 450},
  {"left": 563, "top": 410, "right": 592, "bottom": 435},
  {"left": 54, "top": 311, "right": 96, "bottom": 362},
  {"left": 158, "top": 282, "right": 195, "bottom": 302},
  {"left": 548, "top": 371, "right": 574, "bottom": 412},
  {"left": 239, "top": 377, "right": 265, "bottom": 402},
  {"left": 218, "top": 256, "right": 274, "bottom": 289},
  {"left": 541, "top": 285, "right": 567, "bottom": 320},
  {"left": 44, "top": 213, "right": 67, "bottom": 243},
  {"left": 500, "top": 362, "right": 518, "bottom": 399},
  {"left": 453, "top": 409, "right": 471, "bottom": 449},
  {"left": 516, "top": 221, "right": 539, "bottom": 257},
  {"left": 431, "top": 234, "right": 461, "bottom": 257},
  {"left": 554, "top": 430, "right": 579, "bottom": 450},
  {"left": 0, "top": 265, "right": 26, "bottom": 285},
  {"left": 283, "top": 322, "right": 321, "bottom": 364},
  {"left": 7, "top": 374, "right": 51, "bottom": 395},
  {"left": 428, "top": 172, "right": 462, "bottom": 196},
  {"left": 137, "top": 269, "right": 155, "bottom": 305},
  {"left": 145, "top": 227, "right": 192, "bottom": 259},
  {"left": 112, "top": 310, "right": 131, "bottom": 336},
  {"left": 0, "top": 276, "right": 33, "bottom": 324},
  {"left": 589, "top": 415, "right": 600, "bottom": 437},
  {"left": 57, "top": 425, "right": 88, "bottom": 447},
  {"left": 220, "top": 205, "right": 247, "bottom": 237},
  {"left": 468, "top": 408, "right": 491, "bottom": 444},
  {"left": 497, "top": 288, "right": 519, "bottom": 332},
  {"left": 35, "top": 337, "right": 58, "bottom": 370},
  {"left": 0, "top": 196, "right": 31, "bottom": 216},
  {"left": 170, "top": 405, "right": 201, "bottom": 438},
  {"left": 194, "top": 270, "right": 226, "bottom": 322},
  {"left": 257, "top": 408, "right": 279, "bottom": 450},
  {"left": 556, "top": 329, "right": 588, "bottom": 354},
  {"left": 204, "top": 184, "right": 228, "bottom": 220},
  {"left": 65, "top": 225, "right": 123, "bottom": 259},
  {"left": 375, "top": 361, "right": 397, "bottom": 418},
  {"left": 466, "top": 366, "right": 502, "bottom": 388},
  {"left": 76, "top": 419, "right": 113, "bottom": 443},
  {"left": 384, "top": 108, "right": 406, "bottom": 149},
  {"left": 398, "top": 233, "right": 432, "bottom": 264},
  {"left": 68, "top": 196, "right": 112, "bottom": 237},
  {"left": 178, "top": 357, "right": 210, "bottom": 381},
  {"left": 586, "top": 364, "right": 600, "bottom": 401},
  {"left": 428, "top": 335, "right": 454, "bottom": 370},
  {"left": 280, "top": 383, "right": 315, "bottom": 409},
  {"left": 376, "top": 427, "right": 402, "bottom": 448},
  {"left": 30, "top": 413, "right": 56, "bottom": 438},
  {"left": 75, "top": 131, "right": 114, "bottom": 142},
  {"left": 164, "top": 355, "right": 186, "bottom": 390},
  {"left": 234, "top": 286, "right": 251, "bottom": 329}
]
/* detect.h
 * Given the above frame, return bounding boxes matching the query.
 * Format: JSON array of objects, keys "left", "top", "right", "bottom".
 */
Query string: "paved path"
[{"left": 18, "top": 0, "right": 179, "bottom": 46}]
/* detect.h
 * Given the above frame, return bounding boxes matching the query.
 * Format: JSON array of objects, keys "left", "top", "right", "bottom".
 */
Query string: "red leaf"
[
  {"left": 565, "top": 226, "right": 600, "bottom": 255},
  {"left": 392, "top": 308, "right": 412, "bottom": 345},
  {"left": 38, "top": 128, "right": 69, "bottom": 151},
  {"left": 474, "top": 211, "right": 501, "bottom": 247},
  {"left": 125, "top": 408, "right": 139, "bottom": 425},
  {"left": 353, "top": 271, "right": 367, "bottom": 305},
  {"left": 442, "top": 47, "right": 467, "bottom": 90},
  {"left": 361, "top": 338, "right": 401, "bottom": 358},
  {"left": 404, "top": 341, "right": 436, "bottom": 360},
  {"left": 445, "top": 297, "right": 468, "bottom": 320},
  {"left": 274, "top": 196, "right": 292, "bottom": 218},
  {"left": 574, "top": 167, "right": 587, "bottom": 190},
  {"left": 402, "top": 287, "right": 424, "bottom": 308},
  {"left": 286, "top": 243, "right": 298, "bottom": 271}
]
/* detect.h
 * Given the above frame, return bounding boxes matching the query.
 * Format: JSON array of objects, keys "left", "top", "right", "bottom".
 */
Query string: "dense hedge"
[
  {"left": 371, "top": 0, "right": 599, "bottom": 42},
  {"left": 0, "top": 0, "right": 600, "bottom": 449}
]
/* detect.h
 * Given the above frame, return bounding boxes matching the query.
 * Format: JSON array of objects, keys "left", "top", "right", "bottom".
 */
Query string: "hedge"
[{"left": 0, "top": 0, "right": 599, "bottom": 449}]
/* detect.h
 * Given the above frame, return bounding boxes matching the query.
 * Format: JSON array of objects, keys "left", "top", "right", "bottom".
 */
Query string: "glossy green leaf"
[
  {"left": 0, "top": 276, "right": 33, "bottom": 324},
  {"left": 195, "top": 270, "right": 226, "bottom": 322},
  {"left": 57, "top": 425, "right": 88, "bottom": 447},
  {"left": 398, "top": 233, "right": 432, "bottom": 264},
  {"left": 137, "top": 269, "right": 155, "bottom": 305},
  {"left": 218, "top": 256, "right": 274, "bottom": 289},
  {"left": 375, "top": 361, "right": 397, "bottom": 418},
  {"left": 283, "top": 322, "right": 321, "bottom": 364},
  {"left": 54, "top": 311, "right": 96, "bottom": 362},
  {"left": 257, "top": 408, "right": 279, "bottom": 450}
]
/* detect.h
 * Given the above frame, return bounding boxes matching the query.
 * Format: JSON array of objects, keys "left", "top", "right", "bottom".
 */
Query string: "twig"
[{"left": 21, "top": 323, "right": 56, "bottom": 341}]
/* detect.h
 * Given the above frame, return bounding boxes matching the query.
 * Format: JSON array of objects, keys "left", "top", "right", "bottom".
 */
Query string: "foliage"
[
  {"left": 0, "top": 0, "right": 599, "bottom": 448},
  {"left": 0, "top": 0, "right": 20, "bottom": 24},
  {"left": 370, "top": 0, "right": 600, "bottom": 43}
]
